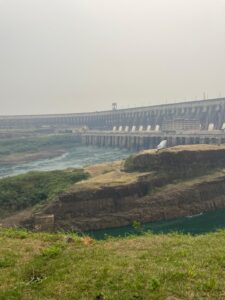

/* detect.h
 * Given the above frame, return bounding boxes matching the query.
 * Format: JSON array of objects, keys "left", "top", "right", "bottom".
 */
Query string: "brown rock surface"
[{"left": 3, "top": 145, "right": 225, "bottom": 232}]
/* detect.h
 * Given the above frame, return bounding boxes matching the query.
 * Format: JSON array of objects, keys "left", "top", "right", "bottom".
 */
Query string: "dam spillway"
[
  {"left": 1, "top": 97, "right": 225, "bottom": 131},
  {"left": 1, "top": 97, "right": 225, "bottom": 150}
]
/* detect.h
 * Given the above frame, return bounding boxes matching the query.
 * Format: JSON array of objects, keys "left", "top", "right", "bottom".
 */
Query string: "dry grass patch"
[
  {"left": 72, "top": 170, "right": 142, "bottom": 190},
  {"left": 85, "top": 160, "right": 123, "bottom": 177}
]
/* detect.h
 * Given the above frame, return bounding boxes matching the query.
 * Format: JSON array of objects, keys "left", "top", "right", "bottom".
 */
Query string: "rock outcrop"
[
  {"left": 42, "top": 172, "right": 225, "bottom": 231},
  {"left": 4, "top": 145, "right": 225, "bottom": 232},
  {"left": 124, "top": 144, "right": 225, "bottom": 177},
  {"left": 39, "top": 145, "right": 225, "bottom": 231}
]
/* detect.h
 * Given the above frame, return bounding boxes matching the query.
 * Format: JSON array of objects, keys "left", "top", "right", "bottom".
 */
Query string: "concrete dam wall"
[{"left": 1, "top": 97, "right": 225, "bottom": 131}]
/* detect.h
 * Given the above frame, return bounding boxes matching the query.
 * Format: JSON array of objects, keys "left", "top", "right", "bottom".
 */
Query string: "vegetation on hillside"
[
  {"left": 0, "top": 169, "right": 89, "bottom": 217},
  {"left": 0, "top": 228, "right": 225, "bottom": 299}
]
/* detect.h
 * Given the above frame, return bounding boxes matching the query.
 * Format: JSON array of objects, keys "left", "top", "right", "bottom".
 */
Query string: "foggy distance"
[{"left": 0, "top": 0, "right": 225, "bottom": 115}]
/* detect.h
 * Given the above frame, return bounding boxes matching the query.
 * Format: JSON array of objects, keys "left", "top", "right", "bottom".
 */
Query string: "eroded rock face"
[
  {"left": 124, "top": 145, "right": 225, "bottom": 177},
  {"left": 42, "top": 173, "right": 225, "bottom": 231},
  {"left": 14, "top": 145, "right": 225, "bottom": 232}
]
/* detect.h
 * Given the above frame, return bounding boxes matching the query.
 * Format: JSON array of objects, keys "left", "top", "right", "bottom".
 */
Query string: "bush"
[{"left": 0, "top": 169, "right": 89, "bottom": 216}]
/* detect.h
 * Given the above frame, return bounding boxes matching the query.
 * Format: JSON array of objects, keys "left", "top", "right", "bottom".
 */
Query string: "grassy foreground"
[{"left": 1, "top": 229, "right": 225, "bottom": 299}]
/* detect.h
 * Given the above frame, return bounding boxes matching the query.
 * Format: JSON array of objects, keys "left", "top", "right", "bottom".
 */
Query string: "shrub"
[{"left": 0, "top": 169, "right": 89, "bottom": 216}]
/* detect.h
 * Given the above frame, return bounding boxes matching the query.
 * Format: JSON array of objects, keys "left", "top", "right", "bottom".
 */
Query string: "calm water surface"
[{"left": 87, "top": 209, "right": 225, "bottom": 239}]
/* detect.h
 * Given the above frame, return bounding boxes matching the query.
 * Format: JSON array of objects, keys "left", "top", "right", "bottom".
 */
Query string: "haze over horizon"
[{"left": 1, "top": 0, "right": 225, "bottom": 116}]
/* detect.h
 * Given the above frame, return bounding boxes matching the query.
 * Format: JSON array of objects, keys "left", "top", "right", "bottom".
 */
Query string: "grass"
[
  {"left": 74, "top": 170, "right": 141, "bottom": 190},
  {"left": 145, "top": 168, "right": 225, "bottom": 196},
  {"left": 124, "top": 144, "right": 225, "bottom": 174},
  {"left": 0, "top": 228, "right": 225, "bottom": 299}
]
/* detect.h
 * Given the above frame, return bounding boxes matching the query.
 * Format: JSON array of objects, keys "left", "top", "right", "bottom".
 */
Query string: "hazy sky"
[{"left": 0, "top": 0, "right": 225, "bottom": 115}]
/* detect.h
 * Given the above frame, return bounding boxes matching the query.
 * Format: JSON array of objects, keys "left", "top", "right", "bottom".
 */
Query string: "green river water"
[{"left": 87, "top": 209, "right": 225, "bottom": 239}]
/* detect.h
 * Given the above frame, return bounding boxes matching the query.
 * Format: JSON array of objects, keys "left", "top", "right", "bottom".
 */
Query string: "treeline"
[{"left": 0, "top": 169, "right": 88, "bottom": 217}]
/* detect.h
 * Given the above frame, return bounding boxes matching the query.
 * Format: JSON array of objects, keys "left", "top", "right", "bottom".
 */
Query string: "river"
[
  {"left": 87, "top": 208, "right": 225, "bottom": 239},
  {"left": 0, "top": 146, "right": 132, "bottom": 178}
]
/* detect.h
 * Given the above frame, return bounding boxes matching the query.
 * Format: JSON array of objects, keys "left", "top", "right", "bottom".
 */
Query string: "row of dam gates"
[
  {"left": 1, "top": 97, "right": 225, "bottom": 131},
  {"left": 1, "top": 97, "right": 225, "bottom": 149}
]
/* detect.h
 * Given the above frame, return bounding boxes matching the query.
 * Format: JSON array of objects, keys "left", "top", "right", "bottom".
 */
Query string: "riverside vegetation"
[{"left": 0, "top": 169, "right": 89, "bottom": 218}]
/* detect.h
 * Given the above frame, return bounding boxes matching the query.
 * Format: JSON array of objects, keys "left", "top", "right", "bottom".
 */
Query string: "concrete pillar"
[
  {"left": 171, "top": 136, "right": 177, "bottom": 146},
  {"left": 112, "top": 136, "right": 116, "bottom": 147},
  {"left": 167, "top": 136, "right": 173, "bottom": 147},
  {"left": 81, "top": 135, "right": 86, "bottom": 145},
  {"left": 121, "top": 136, "right": 127, "bottom": 148},
  {"left": 130, "top": 136, "right": 136, "bottom": 149},
  {"left": 139, "top": 136, "right": 144, "bottom": 149},
  {"left": 100, "top": 136, "right": 105, "bottom": 146},
  {"left": 199, "top": 137, "right": 205, "bottom": 144},
  {"left": 115, "top": 136, "right": 119, "bottom": 147},
  {"left": 106, "top": 136, "right": 112, "bottom": 147},
  {"left": 127, "top": 136, "right": 132, "bottom": 149}
]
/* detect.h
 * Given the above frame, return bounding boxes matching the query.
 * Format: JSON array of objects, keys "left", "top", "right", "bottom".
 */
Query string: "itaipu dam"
[{"left": 1, "top": 97, "right": 225, "bottom": 149}]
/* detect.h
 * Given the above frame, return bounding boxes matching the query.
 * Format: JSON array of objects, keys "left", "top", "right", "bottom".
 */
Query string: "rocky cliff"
[
  {"left": 124, "top": 144, "right": 225, "bottom": 177},
  {"left": 3, "top": 145, "right": 225, "bottom": 232},
  {"left": 37, "top": 145, "right": 225, "bottom": 232}
]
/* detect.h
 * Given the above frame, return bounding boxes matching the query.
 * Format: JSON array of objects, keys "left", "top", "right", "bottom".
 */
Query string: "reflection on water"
[
  {"left": 0, "top": 146, "right": 132, "bottom": 178},
  {"left": 87, "top": 208, "right": 225, "bottom": 239}
]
